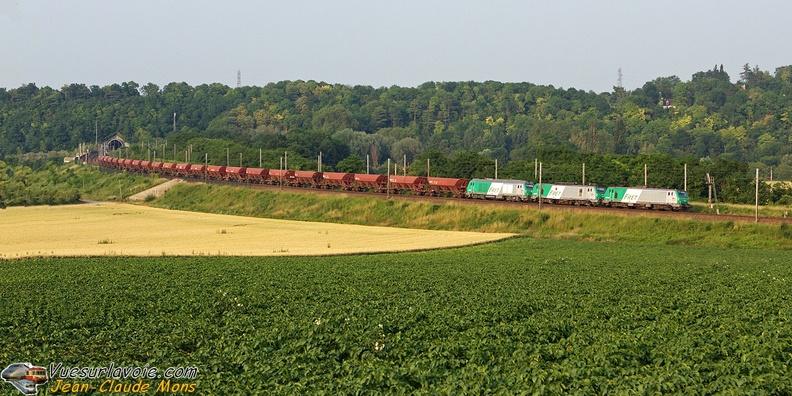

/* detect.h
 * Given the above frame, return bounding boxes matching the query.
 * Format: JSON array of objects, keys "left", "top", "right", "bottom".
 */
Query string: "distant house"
[{"left": 661, "top": 98, "right": 675, "bottom": 109}]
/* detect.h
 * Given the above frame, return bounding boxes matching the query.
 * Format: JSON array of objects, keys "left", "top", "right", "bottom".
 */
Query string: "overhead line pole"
[
  {"left": 538, "top": 162, "right": 543, "bottom": 211},
  {"left": 684, "top": 163, "right": 687, "bottom": 191},
  {"left": 756, "top": 168, "right": 760, "bottom": 223}
]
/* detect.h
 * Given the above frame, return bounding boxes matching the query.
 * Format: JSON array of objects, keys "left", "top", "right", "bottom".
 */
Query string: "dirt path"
[{"left": 128, "top": 178, "right": 184, "bottom": 201}]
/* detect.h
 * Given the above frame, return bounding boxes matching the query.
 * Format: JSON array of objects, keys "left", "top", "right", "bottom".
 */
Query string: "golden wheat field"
[{"left": 0, "top": 203, "right": 514, "bottom": 259}]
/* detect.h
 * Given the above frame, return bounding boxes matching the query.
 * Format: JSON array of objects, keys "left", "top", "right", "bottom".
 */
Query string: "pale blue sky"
[{"left": 1, "top": 0, "right": 790, "bottom": 93}]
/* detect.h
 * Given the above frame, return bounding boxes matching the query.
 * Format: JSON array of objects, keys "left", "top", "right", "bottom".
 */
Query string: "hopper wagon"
[
  {"left": 225, "top": 166, "right": 246, "bottom": 181},
  {"left": 604, "top": 187, "right": 690, "bottom": 211},
  {"left": 120, "top": 159, "right": 135, "bottom": 172},
  {"left": 293, "top": 171, "right": 323, "bottom": 187},
  {"left": 268, "top": 169, "right": 295, "bottom": 185},
  {"left": 428, "top": 177, "right": 469, "bottom": 197},
  {"left": 322, "top": 172, "right": 355, "bottom": 190},
  {"left": 389, "top": 175, "right": 427, "bottom": 195},
  {"left": 354, "top": 174, "right": 387, "bottom": 193},
  {"left": 187, "top": 164, "right": 207, "bottom": 178},
  {"left": 130, "top": 159, "right": 142, "bottom": 172},
  {"left": 206, "top": 165, "right": 227, "bottom": 179},
  {"left": 139, "top": 160, "right": 153, "bottom": 173},
  {"left": 243, "top": 168, "right": 269, "bottom": 183},
  {"left": 466, "top": 179, "right": 533, "bottom": 201},
  {"left": 160, "top": 162, "right": 177, "bottom": 175},
  {"left": 150, "top": 161, "right": 164, "bottom": 173},
  {"left": 174, "top": 163, "right": 191, "bottom": 177},
  {"left": 98, "top": 156, "right": 111, "bottom": 168}
]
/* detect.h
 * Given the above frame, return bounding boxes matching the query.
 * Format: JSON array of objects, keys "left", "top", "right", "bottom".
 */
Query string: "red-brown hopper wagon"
[
  {"left": 293, "top": 171, "right": 323, "bottom": 187},
  {"left": 225, "top": 166, "right": 247, "bottom": 181},
  {"left": 428, "top": 177, "right": 470, "bottom": 197},
  {"left": 150, "top": 162, "right": 164, "bottom": 173},
  {"left": 354, "top": 174, "right": 387, "bottom": 193},
  {"left": 206, "top": 165, "right": 227, "bottom": 179},
  {"left": 174, "top": 163, "right": 191, "bottom": 177},
  {"left": 120, "top": 159, "right": 135, "bottom": 172},
  {"left": 160, "top": 162, "right": 177, "bottom": 175},
  {"left": 322, "top": 172, "right": 355, "bottom": 190},
  {"left": 130, "top": 159, "right": 142, "bottom": 172},
  {"left": 268, "top": 169, "right": 295, "bottom": 185},
  {"left": 188, "top": 164, "right": 207, "bottom": 178},
  {"left": 389, "top": 175, "right": 428, "bottom": 195},
  {"left": 243, "top": 168, "right": 269, "bottom": 183},
  {"left": 139, "top": 160, "right": 153, "bottom": 173}
]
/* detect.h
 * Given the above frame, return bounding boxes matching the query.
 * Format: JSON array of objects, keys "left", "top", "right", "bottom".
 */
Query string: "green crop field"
[{"left": 2, "top": 237, "right": 791, "bottom": 394}]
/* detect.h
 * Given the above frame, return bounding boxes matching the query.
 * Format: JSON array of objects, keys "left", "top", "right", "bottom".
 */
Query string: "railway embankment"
[{"left": 149, "top": 182, "right": 792, "bottom": 250}]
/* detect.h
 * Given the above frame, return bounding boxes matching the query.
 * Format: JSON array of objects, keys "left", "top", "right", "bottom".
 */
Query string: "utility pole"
[
  {"left": 707, "top": 173, "right": 713, "bottom": 213},
  {"left": 366, "top": 154, "right": 370, "bottom": 174},
  {"left": 534, "top": 159, "right": 538, "bottom": 180},
  {"left": 755, "top": 168, "right": 760, "bottom": 223},
  {"left": 538, "top": 162, "right": 543, "bottom": 211},
  {"left": 427, "top": 158, "right": 430, "bottom": 178},
  {"left": 173, "top": 113, "right": 176, "bottom": 134},
  {"left": 387, "top": 158, "right": 391, "bottom": 198},
  {"left": 582, "top": 163, "right": 586, "bottom": 185},
  {"left": 403, "top": 154, "right": 407, "bottom": 177},
  {"left": 259, "top": 148, "right": 262, "bottom": 168},
  {"left": 684, "top": 163, "right": 687, "bottom": 191},
  {"left": 495, "top": 159, "right": 498, "bottom": 179},
  {"left": 644, "top": 164, "right": 648, "bottom": 186}
]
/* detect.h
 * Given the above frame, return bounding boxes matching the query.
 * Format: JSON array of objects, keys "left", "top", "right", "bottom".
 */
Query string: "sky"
[{"left": 1, "top": 0, "right": 791, "bottom": 94}]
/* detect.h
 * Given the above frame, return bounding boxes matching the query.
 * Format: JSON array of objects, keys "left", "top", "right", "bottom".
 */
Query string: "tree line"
[{"left": 3, "top": 63, "right": 792, "bottom": 203}]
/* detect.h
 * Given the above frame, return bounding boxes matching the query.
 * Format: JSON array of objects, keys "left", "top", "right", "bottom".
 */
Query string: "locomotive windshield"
[{"left": 678, "top": 191, "right": 688, "bottom": 198}]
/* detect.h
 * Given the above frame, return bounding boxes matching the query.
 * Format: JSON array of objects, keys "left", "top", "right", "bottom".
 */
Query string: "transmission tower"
[
  {"left": 617, "top": 68, "right": 623, "bottom": 88},
  {"left": 237, "top": 70, "right": 241, "bottom": 88}
]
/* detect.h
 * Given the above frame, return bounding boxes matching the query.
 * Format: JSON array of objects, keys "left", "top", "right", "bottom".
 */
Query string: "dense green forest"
[{"left": 2, "top": 64, "right": 792, "bottom": 203}]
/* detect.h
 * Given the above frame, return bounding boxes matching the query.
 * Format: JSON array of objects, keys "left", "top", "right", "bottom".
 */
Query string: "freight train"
[{"left": 93, "top": 155, "right": 691, "bottom": 211}]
